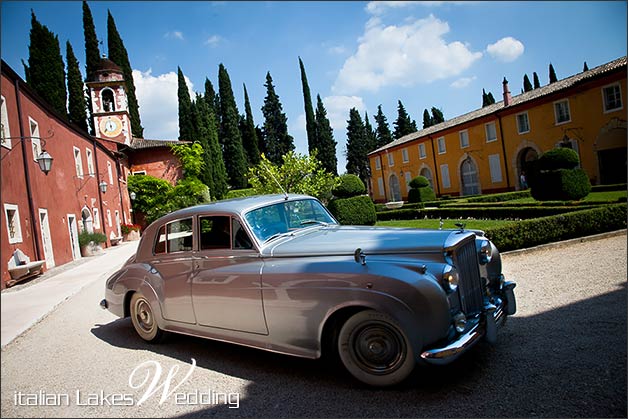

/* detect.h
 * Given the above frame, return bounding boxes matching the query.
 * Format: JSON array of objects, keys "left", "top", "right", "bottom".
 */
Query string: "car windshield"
[{"left": 244, "top": 198, "right": 337, "bottom": 243}]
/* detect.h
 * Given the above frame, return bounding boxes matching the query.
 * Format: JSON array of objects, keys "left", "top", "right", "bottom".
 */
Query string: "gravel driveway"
[{"left": 1, "top": 232, "right": 626, "bottom": 418}]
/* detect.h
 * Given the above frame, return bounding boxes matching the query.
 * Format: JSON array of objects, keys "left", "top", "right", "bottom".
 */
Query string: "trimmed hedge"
[
  {"left": 409, "top": 176, "right": 430, "bottom": 189},
  {"left": 538, "top": 147, "right": 580, "bottom": 170},
  {"left": 328, "top": 195, "right": 377, "bottom": 225},
  {"left": 408, "top": 187, "right": 436, "bottom": 203},
  {"left": 332, "top": 174, "right": 366, "bottom": 198},
  {"left": 484, "top": 204, "right": 627, "bottom": 251},
  {"left": 376, "top": 205, "right": 593, "bottom": 221},
  {"left": 531, "top": 168, "right": 591, "bottom": 201},
  {"left": 463, "top": 190, "right": 532, "bottom": 203},
  {"left": 591, "top": 183, "right": 627, "bottom": 192}
]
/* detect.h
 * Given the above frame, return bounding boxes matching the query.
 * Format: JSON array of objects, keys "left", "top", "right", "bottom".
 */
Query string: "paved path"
[{"left": 1, "top": 241, "right": 138, "bottom": 347}]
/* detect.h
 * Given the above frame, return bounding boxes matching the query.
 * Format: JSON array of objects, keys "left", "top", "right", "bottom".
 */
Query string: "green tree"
[
  {"left": 431, "top": 107, "right": 444, "bottom": 124},
  {"left": 486, "top": 92, "right": 496, "bottom": 104},
  {"left": 107, "top": 10, "right": 143, "bottom": 138},
  {"left": 523, "top": 74, "right": 533, "bottom": 92},
  {"left": 299, "top": 57, "right": 317, "bottom": 155},
  {"left": 66, "top": 41, "right": 88, "bottom": 132},
  {"left": 204, "top": 78, "right": 220, "bottom": 125},
  {"left": 25, "top": 11, "right": 67, "bottom": 116},
  {"left": 393, "top": 100, "right": 417, "bottom": 139},
  {"left": 314, "top": 95, "right": 338, "bottom": 175},
  {"left": 177, "top": 67, "right": 195, "bottom": 141},
  {"left": 345, "top": 108, "right": 370, "bottom": 186},
  {"left": 195, "top": 93, "right": 228, "bottom": 199},
  {"left": 241, "top": 84, "right": 261, "bottom": 166},
  {"left": 171, "top": 142, "right": 205, "bottom": 179},
  {"left": 218, "top": 63, "right": 248, "bottom": 188},
  {"left": 533, "top": 72, "right": 541, "bottom": 89},
  {"left": 549, "top": 63, "right": 558, "bottom": 84},
  {"left": 248, "top": 151, "right": 338, "bottom": 202},
  {"left": 374, "top": 104, "right": 393, "bottom": 148},
  {"left": 82, "top": 1, "right": 100, "bottom": 81},
  {"left": 261, "top": 71, "right": 294, "bottom": 165},
  {"left": 363, "top": 111, "right": 377, "bottom": 154},
  {"left": 423, "top": 108, "right": 433, "bottom": 127},
  {"left": 583, "top": 61, "right": 589, "bottom": 72}
]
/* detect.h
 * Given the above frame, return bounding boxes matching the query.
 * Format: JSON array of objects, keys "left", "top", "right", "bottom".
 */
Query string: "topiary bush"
[
  {"left": 328, "top": 195, "right": 377, "bottom": 225},
  {"left": 409, "top": 176, "right": 430, "bottom": 189},
  {"left": 538, "top": 147, "right": 580, "bottom": 170},
  {"left": 332, "top": 174, "right": 366, "bottom": 198},
  {"left": 407, "top": 176, "right": 436, "bottom": 203},
  {"left": 530, "top": 148, "right": 591, "bottom": 201}
]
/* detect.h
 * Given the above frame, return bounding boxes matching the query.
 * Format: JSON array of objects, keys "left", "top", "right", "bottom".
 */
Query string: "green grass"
[
  {"left": 506, "top": 190, "right": 626, "bottom": 204},
  {"left": 376, "top": 219, "right": 517, "bottom": 230}
]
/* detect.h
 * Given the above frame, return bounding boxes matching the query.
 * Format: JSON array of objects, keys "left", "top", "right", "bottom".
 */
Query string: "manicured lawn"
[
  {"left": 376, "top": 219, "right": 517, "bottom": 230},
  {"left": 507, "top": 190, "right": 626, "bottom": 204}
]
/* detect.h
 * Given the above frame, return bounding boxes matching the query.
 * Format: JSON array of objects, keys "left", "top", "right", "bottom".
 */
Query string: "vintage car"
[{"left": 101, "top": 194, "right": 516, "bottom": 386}]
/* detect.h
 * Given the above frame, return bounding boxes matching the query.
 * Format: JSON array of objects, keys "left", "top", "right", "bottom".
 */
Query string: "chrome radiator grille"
[{"left": 453, "top": 239, "right": 484, "bottom": 315}]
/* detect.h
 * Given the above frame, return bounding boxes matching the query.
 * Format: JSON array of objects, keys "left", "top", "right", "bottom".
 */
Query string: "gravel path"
[{"left": 1, "top": 232, "right": 626, "bottom": 418}]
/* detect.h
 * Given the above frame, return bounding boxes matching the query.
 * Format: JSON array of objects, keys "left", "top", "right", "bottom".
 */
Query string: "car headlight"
[
  {"left": 442, "top": 265, "right": 459, "bottom": 292},
  {"left": 479, "top": 240, "right": 492, "bottom": 264}
]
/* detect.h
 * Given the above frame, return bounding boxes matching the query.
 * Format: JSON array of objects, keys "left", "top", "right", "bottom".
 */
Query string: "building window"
[
  {"left": 402, "top": 148, "right": 409, "bottom": 163},
  {"left": 132, "top": 170, "right": 146, "bottom": 176},
  {"left": 437, "top": 137, "right": 446, "bottom": 154},
  {"left": 4, "top": 204, "right": 23, "bottom": 244},
  {"left": 459, "top": 130, "right": 469, "bottom": 149},
  {"left": 516, "top": 112, "right": 530, "bottom": 134},
  {"left": 29, "top": 118, "right": 41, "bottom": 161},
  {"left": 554, "top": 100, "right": 571, "bottom": 124},
  {"left": 440, "top": 164, "right": 451, "bottom": 189},
  {"left": 418, "top": 143, "right": 426, "bottom": 159},
  {"left": 602, "top": 83, "right": 622, "bottom": 112},
  {"left": 488, "top": 154, "right": 503, "bottom": 183},
  {"left": 107, "top": 209, "right": 112, "bottom": 227},
  {"left": 377, "top": 177, "right": 384, "bottom": 196},
  {"left": 73, "top": 147, "right": 84, "bottom": 178},
  {"left": 485, "top": 122, "right": 497, "bottom": 143},
  {"left": 375, "top": 156, "right": 381, "bottom": 170},
  {"left": 101, "top": 89, "right": 116, "bottom": 112},
  {"left": 404, "top": 171, "right": 412, "bottom": 188},
  {"left": 93, "top": 207, "right": 101, "bottom": 229},
  {"left": 387, "top": 152, "right": 394, "bottom": 167},
  {"left": 86, "top": 148, "right": 94, "bottom": 176},
  {"left": 1, "top": 95, "right": 11, "bottom": 149},
  {"left": 107, "top": 161, "right": 114, "bottom": 185}
]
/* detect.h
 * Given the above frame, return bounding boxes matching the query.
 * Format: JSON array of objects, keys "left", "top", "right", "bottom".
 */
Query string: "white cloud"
[
  {"left": 332, "top": 14, "right": 482, "bottom": 94},
  {"left": 132, "top": 69, "right": 194, "bottom": 140},
  {"left": 486, "top": 37, "right": 524, "bottom": 62},
  {"left": 204, "top": 35, "right": 223, "bottom": 47},
  {"left": 327, "top": 45, "right": 347, "bottom": 55},
  {"left": 450, "top": 76, "right": 476, "bottom": 88},
  {"left": 322, "top": 95, "right": 366, "bottom": 131},
  {"left": 164, "top": 31, "right": 184, "bottom": 40}
]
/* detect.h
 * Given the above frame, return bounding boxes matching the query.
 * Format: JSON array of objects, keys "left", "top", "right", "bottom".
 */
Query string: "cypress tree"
[
  {"left": 364, "top": 111, "right": 377, "bottom": 154},
  {"left": 218, "top": 64, "right": 248, "bottom": 188},
  {"left": 195, "top": 93, "right": 228, "bottom": 199},
  {"left": 533, "top": 72, "right": 541, "bottom": 89},
  {"left": 107, "top": 10, "right": 143, "bottom": 138},
  {"left": 177, "top": 67, "right": 195, "bottom": 141},
  {"left": 204, "top": 78, "right": 220, "bottom": 125},
  {"left": 583, "top": 61, "right": 589, "bottom": 72},
  {"left": 523, "top": 74, "right": 533, "bottom": 92},
  {"left": 431, "top": 107, "right": 444, "bottom": 124},
  {"left": 423, "top": 108, "right": 433, "bottom": 127},
  {"left": 314, "top": 95, "right": 338, "bottom": 175},
  {"left": 299, "top": 57, "right": 317, "bottom": 155},
  {"left": 82, "top": 1, "right": 100, "bottom": 80},
  {"left": 549, "top": 63, "right": 558, "bottom": 84},
  {"left": 255, "top": 126, "right": 265, "bottom": 156},
  {"left": 393, "top": 100, "right": 416, "bottom": 139},
  {"left": 486, "top": 92, "right": 496, "bottom": 105},
  {"left": 241, "top": 83, "right": 261, "bottom": 166},
  {"left": 374, "top": 105, "right": 393, "bottom": 148},
  {"left": 261, "top": 71, "right": 294, "bottom": 165},
  {"left": 26, "top": 11, "right": 67, "bottom": 116},
  {"left": 66, "top": 41, "right": 88, "bottom": 132},
  {"left": 345, "top": 108, "right": 369, "bottom": 185}
]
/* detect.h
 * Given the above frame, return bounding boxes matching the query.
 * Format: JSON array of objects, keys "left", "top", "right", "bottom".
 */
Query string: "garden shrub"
[
  {"left": 327, "top": 195, "right": 377, "bottom": 225},
  {"left": 531, "top": 168, "right": 591, "bottom": 201},
  {"left": 409, "top": 176, "right": 430, "bottom": 189},
  {"left": 537, "top": 147, "right": 580, "bottom": 170},
  {"left": 591, "top": 183, "right": 627, "bottom": 192},
  {"left": 407, "top": 176, "right": 436, "bottom": 203},
  {"left": 376, "top": 205, "right": 591, "bottom": 221},
  {"left": 332, "top": 174, "right": 366, "bottom": 198}
]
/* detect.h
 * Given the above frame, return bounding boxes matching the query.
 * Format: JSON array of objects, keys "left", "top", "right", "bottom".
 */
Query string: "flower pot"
[
  {"left": 80, "top": 241, "right": 104, "bottom": 257},
  {"left": 123, "top": 230, "right": 140, "bottom": 241}
]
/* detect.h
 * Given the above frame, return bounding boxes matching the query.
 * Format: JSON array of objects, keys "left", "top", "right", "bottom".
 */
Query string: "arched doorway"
[
  {"left": 388, "top": 174, "right": 402, "bottom": 202},
  {"left": 81, "top": 207, "right": 94, "bottom": 234},
  {"left": 419, "top": 167, "right": 434, "bottom": 189},
  {"left": 461, "top": 158, "right": 480, "bottom": 196},
  {"left": 517, "top": 147, "right": 539, "bottom": 190},
  {"left": 596, "top": 119, "right": 627, "bottom": 184}
]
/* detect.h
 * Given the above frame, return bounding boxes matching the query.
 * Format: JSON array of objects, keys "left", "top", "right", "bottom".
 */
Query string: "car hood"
[{"left": 263, "top": 225, "right": 470, "bottom": 257}]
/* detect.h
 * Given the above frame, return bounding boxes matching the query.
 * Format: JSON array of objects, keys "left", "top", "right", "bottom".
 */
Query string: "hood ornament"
[{"left": 455, "top": 222, "right": 466, "bottom": 232}]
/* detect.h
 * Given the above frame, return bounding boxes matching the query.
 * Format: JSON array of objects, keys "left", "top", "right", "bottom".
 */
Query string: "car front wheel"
[
  {"left": 337, "top": 310, "right": 415, "bottom": 387},
  {"left": 130, "top": 292, "right": 164, "bottom": 343}
]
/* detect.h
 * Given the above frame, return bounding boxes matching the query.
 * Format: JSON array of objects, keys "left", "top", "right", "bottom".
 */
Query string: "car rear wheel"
[
  {"left": 337, "top": 310, "right": 415, "bottom": 386},
  {"left": 130, "top": 292, "right": 164, "bottom": 343}
]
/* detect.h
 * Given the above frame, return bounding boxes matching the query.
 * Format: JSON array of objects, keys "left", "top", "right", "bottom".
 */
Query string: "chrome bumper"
[{"left": 420, "top": 281, "right": 516, "bottom": 365}]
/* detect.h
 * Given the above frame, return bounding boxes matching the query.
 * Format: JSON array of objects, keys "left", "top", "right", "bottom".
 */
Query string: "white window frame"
[
  {"left": 93, "top": 207, "right": 101, "bottom": 229},
  {"left": 73, "top": 146, "right": 84, "bottom": 178},
  {"left": 485, "top": 122, "right": 497, "bottom": 143},
  {"left": 29, "top": 117, "right": 41, "bottom": 161},
  {"left": 516, "top": 112, "right": 530, "bottom": 134},
  {"left": 4, "top": 204, "right": 23, "bottom": 244},
  {"left": 375, "top": 156, "right": 381, "bottom": 170},
  {"left": 418, "top": 143, "right": 426, "bottom": 159},
  {"left": 387, "top": 152, "right": 394, "bottom": 167},
  {"left": 131, "top": 170, "right": 147, "bottom": 176},
  {"left": 401, "top": 148, "right": 409, "bottom": 163},
  {"left": 377, "top": 177, "right": 384, "bottom": 197},
  {"left": 437, "top": 137, "right": 446, "bottom": 154},
  {"left": 107, "top": 209, "right": 112, "bottom": 228},
  {"left": 459, "top": 130, "right": 469, "bottom": 149},
  {"left": 86, "top": 148, "right": 95, "bottom": 177},
  {"left": 1, "top": 95, "right": 11, "bottom": 149},
  {"left": 554, "top": 99, "right": 571, "bottom": 125},
  {"left": 602, "top": 83, "right": 623, "bottom": 113},
  {"left": 107, "top": 161, "right": 114, "bottom": 185},
  {"left": 440, "top": 164, "right": 451, "bottom": 189},
  {"left": 488, "top": 154, "right": 503, "bottom": 183}
]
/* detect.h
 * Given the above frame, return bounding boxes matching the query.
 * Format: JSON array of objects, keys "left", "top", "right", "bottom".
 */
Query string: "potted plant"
[
  {"left": 121, "top": 224, "right": 141, "bottom": 241},
  {"left": 78, "top": 231, "right": 107, "bottom": 257}
]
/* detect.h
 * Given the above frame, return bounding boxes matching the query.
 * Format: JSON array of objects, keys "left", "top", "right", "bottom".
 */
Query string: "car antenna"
[{"left": 262, "top": 160, "right": 289, "bottom": 200}]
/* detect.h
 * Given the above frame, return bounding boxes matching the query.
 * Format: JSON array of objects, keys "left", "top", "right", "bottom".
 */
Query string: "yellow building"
[{"left": 368, "top": 56, "right": 627, "bottom": 202}]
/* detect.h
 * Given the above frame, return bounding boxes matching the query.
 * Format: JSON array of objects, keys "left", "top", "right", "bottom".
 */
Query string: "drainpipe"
[
  {"left": 379, "top": 151, "right": 388, "bottom": 201},
  {"left": 115, "top": 157, "right": 125, "bottom": 229},
  {"left": 14, "top": 78, "right": 42, "bottom": 261},
  {"left": 429, "top": 135, "right": 442, "bottom": 196},
  {"left": 496, "top": 114, "right": 511, "bottom": 189},
  {"left": 92, "top": 139, "right": 108, "bottom": 247}
]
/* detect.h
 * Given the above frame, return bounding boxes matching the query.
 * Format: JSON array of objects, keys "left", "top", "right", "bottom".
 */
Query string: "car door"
[
  {"left": 152, "top": 217, "right": 196, "bottom": 324},
  {"left": 191, "top": 215, "right": 268, "bottom": 334}
]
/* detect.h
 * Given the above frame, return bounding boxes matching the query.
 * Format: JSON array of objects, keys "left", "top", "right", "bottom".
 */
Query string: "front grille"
[{"left": 453, "top": 239, "right": 484, "bottom": 315}]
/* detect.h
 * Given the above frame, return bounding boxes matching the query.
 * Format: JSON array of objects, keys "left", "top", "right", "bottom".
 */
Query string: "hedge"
[
  {"left": 591, "top": 183, "right": 627, "bottom": 192},
  {"left": 328, "top": 195, "right": 377, "bottom": 225},
  {"left": 484, "top": 204, "right": 627, "bottom": 251},
  {"left": 463, "top": 190, "right": 532, "bottom": 203},
  {"left": 531, "top": 168, "right": 591, "bottom": 201},
  {"left": 408, "top": 187, "right": 436, "bottom": 203},
  {"left": 376, "top": 205, "right": 593, "bottom": 221}
]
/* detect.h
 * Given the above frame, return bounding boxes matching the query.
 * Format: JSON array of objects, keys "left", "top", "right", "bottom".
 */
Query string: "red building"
[{"left": 1, "top": 59, "right": 185, "bottom": 288}]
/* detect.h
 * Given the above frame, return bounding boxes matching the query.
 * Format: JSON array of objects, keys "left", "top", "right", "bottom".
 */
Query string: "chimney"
[{"left": 502, "top": 77, "right": 512, "bottom": 107}]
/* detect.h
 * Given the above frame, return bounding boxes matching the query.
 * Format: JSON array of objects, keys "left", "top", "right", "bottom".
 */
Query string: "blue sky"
[{"left": 2, "top": 1, "right": 626, "bottom": 173}]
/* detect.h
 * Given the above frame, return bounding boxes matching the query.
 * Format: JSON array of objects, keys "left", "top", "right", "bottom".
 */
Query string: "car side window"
[
  {"left": 154, "top": 225, "right": 166, "bottom": 254},
  {"left": 167, "top": 218, "right": 193, "bottom": 252},
  {"left": 199, "top": 216, "right": 231, "bottom": 250},
  {"left": 232, "top": 218, "right": 253, "bottom": 250}
]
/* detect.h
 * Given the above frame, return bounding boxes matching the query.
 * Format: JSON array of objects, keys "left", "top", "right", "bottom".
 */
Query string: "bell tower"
[{"left": 86, "top": 57, "right": 132, "bottom": 145}]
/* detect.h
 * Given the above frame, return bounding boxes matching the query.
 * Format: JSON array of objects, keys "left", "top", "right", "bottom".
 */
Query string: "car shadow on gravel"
[{"left": 90, "top": 283, "right": 626, "bottom": 418}]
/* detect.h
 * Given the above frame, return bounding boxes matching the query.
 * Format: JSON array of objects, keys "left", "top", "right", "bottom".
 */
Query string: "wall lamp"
[
  {"left": 1, "top": 133, "right": 54, "bottom": 175},
  {"left": 99, "top": 181, "right": 108, "bottom": 193}
]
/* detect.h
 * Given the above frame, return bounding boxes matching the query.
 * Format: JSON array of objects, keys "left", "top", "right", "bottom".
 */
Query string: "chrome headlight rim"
[
  {"left": 479, "top": 240, "right": 493, "bottom": 264},
  {"left": 442, "top": 265, "right": 459, "bottom": 292}
]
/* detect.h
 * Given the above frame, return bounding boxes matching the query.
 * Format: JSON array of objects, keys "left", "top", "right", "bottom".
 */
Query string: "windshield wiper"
[
  {"left": 300, "top": 219, "right": 328, "bottom": 227},
  {"left": 264, "top": 232, "right": 290, "bottom": 243}
]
